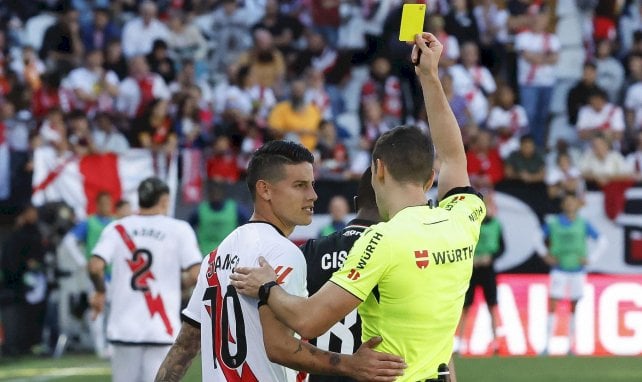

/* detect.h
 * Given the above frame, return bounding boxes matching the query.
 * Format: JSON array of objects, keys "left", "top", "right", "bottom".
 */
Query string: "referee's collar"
[{"left": 245, "top": 220, "right": 286, "bottom": 237}]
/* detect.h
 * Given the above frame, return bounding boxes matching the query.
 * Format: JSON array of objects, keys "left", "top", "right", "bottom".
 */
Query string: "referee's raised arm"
[{"left": 412, "top": 33, "right": 470, "bottom": 201}]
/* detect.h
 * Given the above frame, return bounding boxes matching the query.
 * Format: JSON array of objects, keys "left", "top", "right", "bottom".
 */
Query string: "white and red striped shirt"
[
  {"left": 515, "top": 31, "right": 560, "bottom": 86},
  {"left": 183, "top": 222, "right": 308, "bottom": 382},
  {"left": 576, "top": 104, "right": 625, "bottom": 133}
]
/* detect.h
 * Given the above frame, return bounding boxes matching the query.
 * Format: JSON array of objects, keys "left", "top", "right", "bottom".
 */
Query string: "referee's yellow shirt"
[{"left": 330, "top": 188, "right": 485, "bottom": 381}]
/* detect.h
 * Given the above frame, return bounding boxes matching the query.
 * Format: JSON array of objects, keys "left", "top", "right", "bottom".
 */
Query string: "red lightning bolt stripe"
[{"left": 114, "top": 224, "right": 174, "bottom": 336}]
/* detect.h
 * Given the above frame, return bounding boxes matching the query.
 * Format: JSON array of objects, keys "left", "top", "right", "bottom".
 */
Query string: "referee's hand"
[
  {"left": 412, "top": 32, "right": 442, "bottom": 78},
  {"left": 349, "top": 336, "right": 406, "bottom": 381}
]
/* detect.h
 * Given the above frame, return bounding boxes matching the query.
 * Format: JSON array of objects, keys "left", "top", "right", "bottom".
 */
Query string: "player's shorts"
[
  {"left": 111, "top": 344, "right": 171, "bottom": 382},
  {"left": 549, "top": 269, "right": 586, "bottom": 301},
  {"left": 464, "top": 264, "right": 497, "bottom": 308}
]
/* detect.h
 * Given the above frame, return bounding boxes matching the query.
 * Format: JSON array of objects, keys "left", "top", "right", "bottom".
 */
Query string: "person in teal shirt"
[
  {"left": 541, "top": 192, "right": 604, "bottom": 354},
  {"left": 188, "top": 181, "right": 249, "bottom": 256},
  {"left": 318, "top": 195, "right": 349, "bottom": 237}
]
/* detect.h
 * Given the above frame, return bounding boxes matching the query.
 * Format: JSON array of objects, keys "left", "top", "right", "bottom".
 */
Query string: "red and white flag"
[
  {"left": 0, "top": 122, "right": 9, "bottom": 200},
  {"left": 32, "top": 147, "right": 178, "bottom": 219}
]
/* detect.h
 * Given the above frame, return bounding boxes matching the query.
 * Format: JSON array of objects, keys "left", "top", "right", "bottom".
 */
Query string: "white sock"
[
  {"left": 569, "top": 313, "right": 576, "bottom": 347},
  {"left": 547, "top": 313, "right": 555, "bottom": 343}
]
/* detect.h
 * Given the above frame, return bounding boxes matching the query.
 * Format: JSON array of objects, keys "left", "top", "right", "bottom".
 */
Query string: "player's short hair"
[
  {"left": 355, "top": 167, "right": 376, "bottom": 211},
  {"left": 138, "top": 177, "right": 169, "bottom": 208},
  {"left": 246, "top": 140, "right": 314, "bottom": 201},
  {"left": 372, "top": 126, "right": 434, "bottom": 184}
]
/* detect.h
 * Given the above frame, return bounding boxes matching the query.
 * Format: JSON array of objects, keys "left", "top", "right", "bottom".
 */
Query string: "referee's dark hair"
[
  {"left": 138, "top": 177, "right": 170, "bottom": 208},
  {"left": 372, "top": 126, "right": 434, "bottom": 184},
  {"left": 246, "top": 140, "right": 314, "bottom": 201}
]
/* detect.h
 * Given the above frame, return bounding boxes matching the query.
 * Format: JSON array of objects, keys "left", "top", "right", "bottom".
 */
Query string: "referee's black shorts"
[{"left": 464, "top": 264, "right": 498, "bottom": 308}]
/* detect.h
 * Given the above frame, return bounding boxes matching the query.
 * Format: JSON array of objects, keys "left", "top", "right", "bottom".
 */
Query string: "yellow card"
[{"left": 399, "top": 4, "right": 426, "bottom": 42}]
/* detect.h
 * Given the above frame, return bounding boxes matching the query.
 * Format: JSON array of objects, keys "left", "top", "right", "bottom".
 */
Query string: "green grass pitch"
[{"left": 1, "top": 354, "right": 641, "bottom": 381}]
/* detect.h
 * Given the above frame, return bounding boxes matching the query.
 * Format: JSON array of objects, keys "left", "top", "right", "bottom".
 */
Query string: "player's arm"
[
  {"left": 87, "top": 255, "right": 107, "bottom": 318},
  {"left": 260, "top": 305, "right": 405, "bottom": 381},
  {"left": 155, "top": 322, "right": 201, "bottom": 382},
  {"left": 233, "top": 259, "right": 360, "bottom": 339},
  {"left": 182, "top": 264, "right": 200, "bottom": 288},
  {"left": 412, "top": 33, "right": 470, "bottom": 200}
]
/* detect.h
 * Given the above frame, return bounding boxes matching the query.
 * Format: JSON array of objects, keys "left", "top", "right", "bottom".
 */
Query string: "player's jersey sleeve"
[
  {"left": 91, "top": 222, "right": 118, "bottom": 263},
  {"left": 181, "top": 258, "right": 209, "bottom": 327},
  {"left": 438, "top": 187, "right": 486, "bottom": 234},
  {"left": 177, "top": 221, "right": 204, "bottom": 269},
  {"left": 330, "top": 227, "right": 390, "bottom": 301}
]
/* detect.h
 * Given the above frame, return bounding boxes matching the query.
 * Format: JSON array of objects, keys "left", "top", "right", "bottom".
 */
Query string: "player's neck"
[
  {"left": 139, "top": 206, "right": 166, "bottom": 216},
  {"left": 355, "top": 208, "right": 380, "bottom": 223},
  {"left": 249, "top": 210, "right": 294, "bottom": 237},
  {"left": 384, "top": 184, "right": 428, "bottom": 221}
]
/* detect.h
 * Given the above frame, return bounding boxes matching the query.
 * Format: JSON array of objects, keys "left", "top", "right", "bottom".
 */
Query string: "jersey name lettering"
[
  {"left": 130, "top": 227, "right": 166, "bottom": 241},
  {"left": 214, "top": 253, "right": 240, "bottom": 272},
  {"left": 321, "top": 251, "right": 348, "bottom": 270}
]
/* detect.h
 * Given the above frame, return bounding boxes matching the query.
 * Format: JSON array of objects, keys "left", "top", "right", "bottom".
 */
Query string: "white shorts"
[
  {"left": 549, "top": 269, "right": 586, "bottom": 301},
  {"left": 111, "top": 344, "right": 171, "bottom": 382}
]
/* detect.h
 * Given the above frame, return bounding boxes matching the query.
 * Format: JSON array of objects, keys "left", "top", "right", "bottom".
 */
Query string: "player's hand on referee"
[
  {"left": 412, "top": 32, "right": 443, "bottom": 78},
  {"left": 350, "top": 336, "right": 406, "bottom": 381},
  {"left": 231, "top": 256, "right": 277, "bottom": 298}
]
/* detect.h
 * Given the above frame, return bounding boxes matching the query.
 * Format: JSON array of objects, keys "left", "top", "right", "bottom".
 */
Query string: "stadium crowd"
[{"left": 1, "top": 0, "right": 642, "bottom": 359}]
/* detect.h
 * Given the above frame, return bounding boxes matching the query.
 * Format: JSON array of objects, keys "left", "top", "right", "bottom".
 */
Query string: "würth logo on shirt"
[
  {"left": 414, "top": 250, "right": 430, "bottom": 269},
  {"left": 274, "top": 266, "right": 293, "bottom": 285}
]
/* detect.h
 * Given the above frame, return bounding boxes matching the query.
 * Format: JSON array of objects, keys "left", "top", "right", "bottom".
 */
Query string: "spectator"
[
  {"left": 473, "top": 0, "right": 510, "bottom": 75},
  {"left": 627, "top": 131, "right": 642, "bottom": 181},
  {"left": 130, "top": 99, "right": 177, "bottom": 153},
  {"left": 268, "top": 79, "right": 322, "bottom": 151},
  {"left": 117, "top": 55, "right": 170, "bottom": 118},
  {"left": 579, "top": 135, "right": 632, "bottom": 188},
  {"left": 38, "top": 107, "right": 68, "bottom": 154},
  {"left": 515, "top": 6, "right": 560, "bottom": 147},
  {"left": 576, "top": 89, "right": 625, "bottom": 146},
  {"left": 315, "top": 119, "right": 349, "bottom": 179},
  {"left": 319, "top": 195, "right": 349, "bottom": 237},
  {"left": 10, "top": 46, "right": 45, "bottom": 90},
  {"left": 253, "top": 0, "right": 304, "bottom": 56},
  {"left": 546, "top": 151, "right": 585, "bottom": 200},
  {"left": 236, "top": 29, "right": 285, "bottom": 90},
  {"left": 221, "top": 65, "right": 276, "bottom": 124},
  {"left": 310, "top": 0, "right": 341, "bottom": 48},
  {"left": 445, "top": 0, "right": 479, "bottom": 45},
  {"left": 146, "top": 39, "right": 176, "bottom": 84},
  {"left": 67, "top": 110, "right": 95, "bottom": 156},
  {"left": 121, "top": 1, "right": 170, "bottom": 58},
  {"left": 92, "top": 112, "right": 129, "bottom": 154},
  {"left": 64, "top": 49, "right": 119, "bottom": 115},
  {"left": 440, "top": 72, "right": 475, "bottom": 141},
  {"left": 189, "top": 180, "right": 249, "bottom": 255},
  {"left": 449, "top": 41, "right": 496, "bottom": 125},
  {"left": 427, "top": 15, "right": 460, "bottom": 68},
  {"left": 291, "top": 31, "right": 338, "bottom": 79},
  {"left": 208, "top": 0, "right": 253, "bottom": 74},
  {"left": 595, "top": 39, "right": 624, "bottom": 103},
  {"left": 166, "top": 11, "right": 208, "bottom": 66},
  {"left": 619, "top": 3, "right": 642, "bottom": 56},
  {"left": 567, "top": 62, "right": 603, "bottom": 127},
  {"left": 487, "top": 84, "right": 528, "bottom": 158},
  {"left": 80, "top": 7, "right": 120, "bottom": 53},
  {"left": 103, "top": 39, "right": 128, "bottom": 81},
  {"left": 504, "top": 135, "right": 546, "bottom": 184},
  {"left": 360, "top": 56, "right": 403, "bottom": 127},
  {"left": 305, "top": 68, "right": 337, "bottom": 122},
  {"left": 466, "top": 130, "right": 504, "bottom": 190},
  {"left": 205, "top": 135, "right": 240, "bottom": 183},
  {"left": 39, "top": 4, "right": 83, "bottom": 72},
  {"left": 624, "top": 57, "right": 642, "bottom": 134},
  {"left": 31, "top": 71, "right": 68, "bottom": 119},
  {"left": 0, "top": 205, "right": 46, "bottom": 357},
  {"left": 174, "top": 95, "right": 203, "bottom": 149},
  {"left": 361, "top": 99, "right": 391, "bottom": 150}
]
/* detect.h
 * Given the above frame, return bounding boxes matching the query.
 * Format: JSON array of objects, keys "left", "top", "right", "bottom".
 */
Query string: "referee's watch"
[{"left": 258, "top": 281, "right": 279, "bottom": 307}]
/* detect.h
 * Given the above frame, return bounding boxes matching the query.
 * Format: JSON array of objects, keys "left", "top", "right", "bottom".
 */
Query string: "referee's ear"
[{"left": 423, "top": 169, "right": 435, "bottom": 192}]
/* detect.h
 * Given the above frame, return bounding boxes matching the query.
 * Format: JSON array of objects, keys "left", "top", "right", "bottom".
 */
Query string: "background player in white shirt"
[
  {"left": 155, "top": 141, "right": 406, "bottom": 382},
  {"left": 88, "top": 177, "right": 202, "bottom": 382}
]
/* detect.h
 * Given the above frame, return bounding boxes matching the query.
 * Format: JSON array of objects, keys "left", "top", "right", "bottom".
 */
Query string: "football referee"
[{"left": 232, "top": 33, "right": 485, "bottom": 381}]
